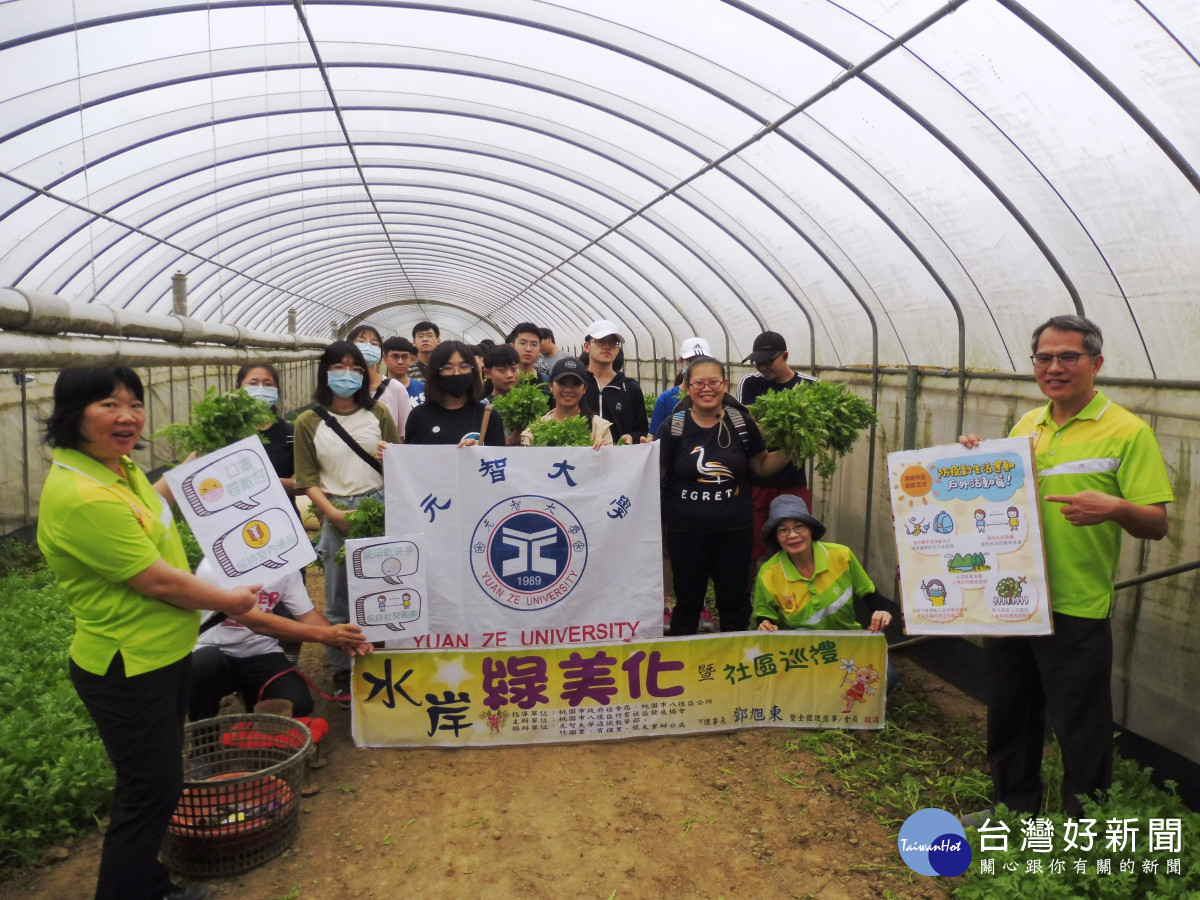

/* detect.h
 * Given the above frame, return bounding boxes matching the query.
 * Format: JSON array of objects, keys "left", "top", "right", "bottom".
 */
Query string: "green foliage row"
[
  {"left": 0, "top": 566, "right": 113, "bottom": 868},
  {"left": 747, "top": 380, "right": 877, "bottom": 478},
  {"left": 955, "top": 751, "right": 1200, "bottom": 899},
  {"left": 151, "top": 386, "right": 275, "bottom": 456}
]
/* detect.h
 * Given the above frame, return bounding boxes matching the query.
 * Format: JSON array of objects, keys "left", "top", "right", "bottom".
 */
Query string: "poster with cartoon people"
[
  {"left": 344, "top": 534, "right": 430, "bottom": 642},
  {"left": 887, "top": 437, "right": 1051, "bottom": 635},
  {"left": 163, "top": 435, "right": 316, "bottom": 588}
]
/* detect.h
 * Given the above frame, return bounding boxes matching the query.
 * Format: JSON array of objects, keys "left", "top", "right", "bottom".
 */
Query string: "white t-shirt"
[
  {"left": 374, "top": 378, "right": 411, "bottom": 437},
  {"left": 194, "top": 561, "right": 313, "bottom": 658}
]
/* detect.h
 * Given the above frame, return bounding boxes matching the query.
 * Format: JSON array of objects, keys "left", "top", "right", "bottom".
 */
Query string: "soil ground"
[{"left": 0, "top": 576, "right": 985, "bottom": 900}]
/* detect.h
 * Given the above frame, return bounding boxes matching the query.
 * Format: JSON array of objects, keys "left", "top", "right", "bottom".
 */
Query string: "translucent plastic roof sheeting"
[{"left": 1, "top": 0, "right": 1198, "bottom": 376}]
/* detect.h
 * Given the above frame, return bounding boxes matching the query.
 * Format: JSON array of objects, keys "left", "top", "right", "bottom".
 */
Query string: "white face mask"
[
  {"left": 356, "top": 342, "right": 382, "bottom": 365},
  {"left": 243, "top": 384, "right": 278, "bottom": 407}
]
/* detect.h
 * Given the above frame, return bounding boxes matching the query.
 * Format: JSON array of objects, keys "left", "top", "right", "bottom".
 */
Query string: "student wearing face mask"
[
  {"left": 347, "top": 323, "right": 411, "bottom": 438},
  {"left": 236, "top": 362, "right": 295, "bottom": 494},
  {"left": 402, "top": 341, "right": 506, "bottom": 446},
  {"left": 293, "top": 342, "right": 401, "bottom": 703}
]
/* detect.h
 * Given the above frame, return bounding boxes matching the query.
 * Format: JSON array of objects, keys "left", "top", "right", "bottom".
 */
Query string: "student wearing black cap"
[{"left": 520, "top": 357, "right": 614, "bottom": 448}]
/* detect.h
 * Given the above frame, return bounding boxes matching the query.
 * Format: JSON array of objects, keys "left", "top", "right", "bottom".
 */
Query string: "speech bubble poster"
[
  {"left": 164, "top": 435, "right": 316, "bottom": 588},
  {"left": 344, "top": 534, "right": 429, "bottom": 641},
  {"left": 887, "top": 437, "right": 1052, "bottom": 636}
]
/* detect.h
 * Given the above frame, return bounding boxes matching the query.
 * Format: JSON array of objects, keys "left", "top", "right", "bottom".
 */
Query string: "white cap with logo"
[
  {"left": 585, "top": 319, "right": 624, "bottom": 342},
  {"left": 679, "top": 336, "right": 711, "bottom": 360}
]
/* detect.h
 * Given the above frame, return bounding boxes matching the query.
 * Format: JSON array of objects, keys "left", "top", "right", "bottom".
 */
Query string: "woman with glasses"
[
  {"left": 236, "top": 362, "right": 295, "bottom": 493},
  {"left": 293, "top": 341, "right": 401, "bottom": 702},
  {"left": 753, "top": 494, "right": 896, "bottom": 689},
  {"left": 347, "top": 323, "right": 411, "bottom": 439},
  {"left": 656, "top": 355, "right": 790, "bottom": 635},
  {"left": 403, "top": 340, "right": 506, "bottom": 446}
]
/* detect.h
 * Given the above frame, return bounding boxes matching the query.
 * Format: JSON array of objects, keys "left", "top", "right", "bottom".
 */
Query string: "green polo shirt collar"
[
  {"left": 779, "top": 542, "right": 829, "bottom": 582},
  {"left": 1032, "top": 390, "right": 1111, "bottom": 429}
]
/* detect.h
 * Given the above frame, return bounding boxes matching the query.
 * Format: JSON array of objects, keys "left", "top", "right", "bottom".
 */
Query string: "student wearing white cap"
[
  {"left": 648, "top": 336, "right": 711, "bottom": 435},
  {"left": 581, "top": 319, "right": 650, "bottom": 444}
]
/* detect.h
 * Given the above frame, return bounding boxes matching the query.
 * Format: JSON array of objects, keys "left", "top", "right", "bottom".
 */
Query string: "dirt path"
[{"left": 1, "top": 569, "right": 985, "bottom": 900}]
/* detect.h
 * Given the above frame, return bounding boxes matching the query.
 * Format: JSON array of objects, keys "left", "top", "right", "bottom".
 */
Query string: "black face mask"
[{"left": 440, "top": 373, "right": 475, "bottom": 398}]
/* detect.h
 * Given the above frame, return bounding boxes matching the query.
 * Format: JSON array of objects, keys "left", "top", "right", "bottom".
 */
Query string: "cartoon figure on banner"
[
  {"left": 470, "top": 494, "right": 587, "bottom": 611},
  {"left": 1007, "top": 506, "right": 1020, "bottom": 531},
  {"left": 921, "top": 578, "right": 947, "bottom": 607},
  {"left": 180, "top": 447, "right": 272, "bottom": 516},
  {"left": 211, "top": 507, "right": 300, "bottom": 577},
  {"left": 350, "top": 540, "right": 423, "bottom": 632},
  {"left": 973, "top": 509, "right": 986, "bottom": 533},
  {"left": 838, "top": 660, "right": 880, "bottom": 714}
]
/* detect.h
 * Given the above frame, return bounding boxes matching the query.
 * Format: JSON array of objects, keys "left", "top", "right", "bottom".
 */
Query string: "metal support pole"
[{"left": 171, "top": 271, "right": 188, "bottom": 317}]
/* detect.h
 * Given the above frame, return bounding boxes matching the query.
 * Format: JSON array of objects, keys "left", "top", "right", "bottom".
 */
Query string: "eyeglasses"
[
  {"left": 688, "top": 379, "right": 724, "bottom": 391},
  {"left": 439, "top": 363, "right": 475, "bottom": 374},
  {"left": 1030, "top": 352, "right": 1093, "bottom": 369},
  {"left": 329, "top": 365, "right": 365, "bottom": 376},
  {"left": 775, "top": 524, "right": 810, "bottom": 537},
  {"left": 591, "top": 337, "right": 622, "bottom": 349}
]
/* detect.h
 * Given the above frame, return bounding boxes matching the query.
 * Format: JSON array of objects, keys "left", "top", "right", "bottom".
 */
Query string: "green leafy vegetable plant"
[
  {"left": 152, "top": 386, "right": 275, "bottom": 456},
  {"left": 488, "top": 378, "right": 549, "bottom": 434},
  {"left": 644, "top": 390, "right": 656, "bottom": 418},
  {"left": 747, "top": 380, "right": 877, "bottom": 479},
  {"left": 0, "top": 567, "right": 113, "bottom": 866},
  {"left": 333, "top": 495, "right": 386, "bottom": 566},
  {"left": 528, "top": 415, "right": 593, "bottom": 447}
]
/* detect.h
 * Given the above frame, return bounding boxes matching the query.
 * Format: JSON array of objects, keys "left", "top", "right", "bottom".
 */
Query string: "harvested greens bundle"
[
  {"left": 152, "top": 386, "right": 275, "bottom": 456},
  {"left": 746, "top": 380, "right": 877, "bottom": 479},
  {"left": 333, "top": 495, "right": 386, "bottom": 565},
  {"left": 528, "top": 415, "right": 594, "bottom": 447},
  {"left": 488, "top": 377, "right": 549, "bottom": 433}
]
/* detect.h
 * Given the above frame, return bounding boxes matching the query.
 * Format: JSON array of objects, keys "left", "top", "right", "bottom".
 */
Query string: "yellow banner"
[{"left": 351, "top": 632, "right": 887, "bottom": 747}]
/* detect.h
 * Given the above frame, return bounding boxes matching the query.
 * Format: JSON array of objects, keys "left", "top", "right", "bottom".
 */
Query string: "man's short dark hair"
[
  {"left": 540, "top": 327, "right": 555, "bottom": 342},
  {"left": 483, "top": 344, "right": 520, "bottom": 369},
  {"left": 412, "top": 321, "right": 440, "bottom": 338},
  {"left": 1031, "top": 315, "right": 1103, "bottom": 356},
  {"left": 383, "top": 335, "right": 416, "bottom": 354},
  {"left": 44, "top": 367, "right": 145, "bottom": 449},
  {"left": 506, "top": 322, "right": 542, "bottom": 344}
]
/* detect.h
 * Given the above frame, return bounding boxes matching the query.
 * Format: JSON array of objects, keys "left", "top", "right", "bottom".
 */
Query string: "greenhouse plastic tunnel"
[{"left": 1, "top": 1, "right": 1197, "bottom": 791}]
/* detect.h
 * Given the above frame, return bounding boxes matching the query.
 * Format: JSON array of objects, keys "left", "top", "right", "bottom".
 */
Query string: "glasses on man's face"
[
  {"left": 776, "top": 524, "right": 809, "bottom": 538},
  {"left": 439, "top": 363, "right": 474, "bottom": 375},
  {"left": 591, "top": 338, "right": 622, "bottom": 349},
  {"left": 329, "top": 365, "right": 365, "bottom": 376},
  {"left": 1030, "top": 352, "right": 1092, "bottom": 369},
  {"left": 688, "top": 379, "right": 724, "bottom": 391},
  {"left": 515, "top": 338, "right": 540, "bottom": 350}
]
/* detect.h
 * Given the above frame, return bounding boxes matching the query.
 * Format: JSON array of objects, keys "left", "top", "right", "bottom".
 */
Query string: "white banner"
[
  {"left": 382, "top": 443, "right": 663, "bottom": 649},
  {"left": 163, "top": 435, "right": 316, "bottom": 588}
]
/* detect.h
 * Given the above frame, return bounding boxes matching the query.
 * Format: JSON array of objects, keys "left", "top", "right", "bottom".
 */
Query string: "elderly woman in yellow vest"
[
  {"left": 751, "top": 495, "right": 897, "bottom": 691},
  {"left": 37, "top": 367, "right": 258, "bottom": 900}
]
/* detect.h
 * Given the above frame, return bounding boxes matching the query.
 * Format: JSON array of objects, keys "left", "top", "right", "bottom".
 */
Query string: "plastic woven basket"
[{"left": 161, "top": 713, "right": 311, "bottom": 880}]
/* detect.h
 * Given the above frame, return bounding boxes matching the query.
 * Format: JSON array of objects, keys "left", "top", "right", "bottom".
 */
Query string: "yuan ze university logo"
[
  {"left": 898, "top": 808, "right": 972, "bottom": 877},
  {"left": 470, "top": 495, "right": 587, "bottom": 611}
]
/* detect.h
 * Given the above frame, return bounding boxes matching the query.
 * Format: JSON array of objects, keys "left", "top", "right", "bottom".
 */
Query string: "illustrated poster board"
[
  {"left": 887, "top": 437, "right": 1052, "bottom": 635},
  {"left": 344, "top": 534, "right": 430, "bottom": 642},
  {"left": 164, "top": 435, "right": 316, "bottom": 587},
  {"left": 382, "top": 443, "right": 662, "bottom": 649},
  {"left": 351, "top": 631, "right": 888, "bottom": 748}
]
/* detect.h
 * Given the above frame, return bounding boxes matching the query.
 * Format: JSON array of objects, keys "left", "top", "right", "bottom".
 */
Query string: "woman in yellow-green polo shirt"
[{"left": 37, "top": 368, "right": 258, "bottom": 900}]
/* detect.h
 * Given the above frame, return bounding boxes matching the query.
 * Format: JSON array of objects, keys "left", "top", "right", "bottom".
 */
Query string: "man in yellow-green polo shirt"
[{"left": 959, "top": 315, "right": 1172, "bottom": 822}]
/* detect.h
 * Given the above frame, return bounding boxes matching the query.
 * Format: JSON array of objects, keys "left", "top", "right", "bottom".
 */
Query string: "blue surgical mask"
[
  {"left": 328, "top": 372, "right": 363, "bottom": 398},
  {"left": 242, "top": 384, "right": 278, "bottom": 407},
  {"left": 356, "top": 342, "right": 382, "bottom": 365}
]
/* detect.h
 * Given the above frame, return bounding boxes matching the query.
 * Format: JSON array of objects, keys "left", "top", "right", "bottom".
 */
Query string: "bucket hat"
[{"left": 761, "top": 494, "right": 826, "bottom": 553}]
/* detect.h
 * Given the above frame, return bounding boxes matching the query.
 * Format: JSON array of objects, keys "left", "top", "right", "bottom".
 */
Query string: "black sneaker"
[{"left": 162, "top": 884, "right": 210, "bottom": 900}]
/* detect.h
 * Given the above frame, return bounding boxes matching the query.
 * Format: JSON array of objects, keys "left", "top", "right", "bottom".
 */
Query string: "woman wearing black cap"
[{"left": 520, "top": 357, "right": 614, "bottom": 448}]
